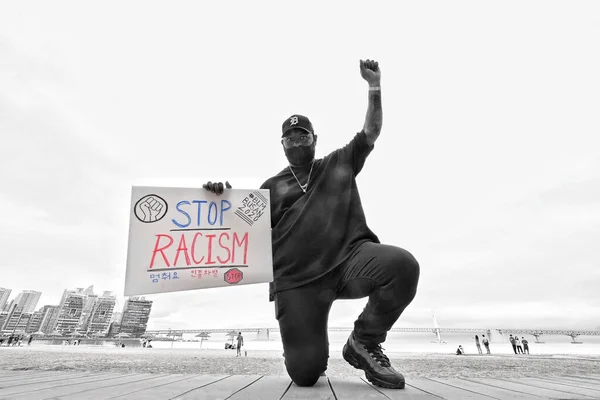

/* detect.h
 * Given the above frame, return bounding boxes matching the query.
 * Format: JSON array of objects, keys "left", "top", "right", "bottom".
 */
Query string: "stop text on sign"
[{"left": 171, "top": 199, "right": 232, "bottom": 228}]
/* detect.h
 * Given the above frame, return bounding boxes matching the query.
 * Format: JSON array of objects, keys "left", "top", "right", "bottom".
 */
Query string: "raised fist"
[
  {"left": 360, "top": 59, "right": 381, "bottom": 85},
  {"left": 139, "top": 196, "right": 164, "bottom": 222}
]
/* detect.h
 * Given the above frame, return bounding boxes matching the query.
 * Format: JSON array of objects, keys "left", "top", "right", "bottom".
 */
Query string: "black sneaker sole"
[{"left": 342, "top": 343, "right": 405, "bottom": 389}]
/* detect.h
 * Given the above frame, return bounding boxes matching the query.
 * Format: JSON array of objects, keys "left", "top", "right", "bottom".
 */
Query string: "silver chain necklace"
[{"left": 289, "top": 161, "right": 314, "bottom": 193}]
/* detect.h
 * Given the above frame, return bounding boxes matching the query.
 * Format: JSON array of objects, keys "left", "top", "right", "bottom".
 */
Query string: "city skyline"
[
  {"left": 1, "top": 2, "right": 599, "bottom": 332},
  {"left": 0, "top": 285, "right": 152, "bottom": 337},
  {"left": 1, "top": 284, "right": 598, "bottom": 332}
]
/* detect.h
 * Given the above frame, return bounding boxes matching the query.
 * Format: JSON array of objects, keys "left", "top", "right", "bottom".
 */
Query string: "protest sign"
[{"left": 125, "top": 186, "right": 273, "bottom": 296}]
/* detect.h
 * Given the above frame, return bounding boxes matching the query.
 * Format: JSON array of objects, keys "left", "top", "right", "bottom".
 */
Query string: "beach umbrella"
[
  {"left": 226, "top": 330, "right": 237, "bottom": 345},
  {"left": 116, "top": 332, "right": 131, "bottom": 338},
  {"left": 69, "top": 331, "right": 84, "bottom": 337},
  {"left": 195, "top": 332, "right": 210, "bottom": 348},
  {"left": 32, "top": 331, "right": 45, "bottom": 336}
]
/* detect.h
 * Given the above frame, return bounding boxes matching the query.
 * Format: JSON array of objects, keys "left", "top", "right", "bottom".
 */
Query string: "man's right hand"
[{"left": 202, "top": 181, "right": 232, "bottom": 196}]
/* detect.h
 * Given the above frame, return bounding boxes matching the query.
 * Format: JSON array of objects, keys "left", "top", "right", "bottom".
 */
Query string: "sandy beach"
[{"left": 1, "top": 345, "right": 599, "bottom": 380}]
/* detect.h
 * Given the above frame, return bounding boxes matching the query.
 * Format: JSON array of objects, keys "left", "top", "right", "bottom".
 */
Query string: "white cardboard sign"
[{"left": 124, "top": 186, "right": 273, "bottom": 296}]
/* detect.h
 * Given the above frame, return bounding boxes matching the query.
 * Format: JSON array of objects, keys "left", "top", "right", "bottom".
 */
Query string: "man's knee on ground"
[{"left": 285, "top": 350, "right": 327, "bottom": 387}]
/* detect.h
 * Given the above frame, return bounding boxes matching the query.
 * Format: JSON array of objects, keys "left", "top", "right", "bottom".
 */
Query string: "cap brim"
[{"left": 282, "top": 126, "right": 312, "bottom": 137}]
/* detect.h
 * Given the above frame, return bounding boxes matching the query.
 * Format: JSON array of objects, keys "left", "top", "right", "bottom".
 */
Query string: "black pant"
[
  {"left": 517, "top": 345, "right": 523, "bottom": 354},
  {"left": 511, "top": 344, "right": 517, "bottom": 354},
  {"left": 274, "top": 242, "right": 420, "bottom": 386}
]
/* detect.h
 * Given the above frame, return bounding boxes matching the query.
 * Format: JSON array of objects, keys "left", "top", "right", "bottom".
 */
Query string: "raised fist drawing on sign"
[{"left": 134, "top": 195, "right": 168, "bottom": 223}]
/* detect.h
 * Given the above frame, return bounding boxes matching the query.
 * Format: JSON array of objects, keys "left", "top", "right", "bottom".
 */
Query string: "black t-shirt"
[{"left": 260, "top": 131, "right": 380, "bottom": 301}]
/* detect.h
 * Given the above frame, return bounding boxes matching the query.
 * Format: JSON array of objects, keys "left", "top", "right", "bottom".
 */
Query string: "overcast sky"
[{"left": 1, "top": 1, "right": 599, "bottom": 332}]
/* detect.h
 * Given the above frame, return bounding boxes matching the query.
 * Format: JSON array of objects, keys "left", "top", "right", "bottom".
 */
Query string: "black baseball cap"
[{"left": 282, "top": 114, "right": 314, "bottom": 137}]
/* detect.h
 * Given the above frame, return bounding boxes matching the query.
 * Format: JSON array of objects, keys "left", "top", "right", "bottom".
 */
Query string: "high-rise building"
[
  {"left": 13, "top": 290, "right": 42, "bottom": 313},
  {"left": 84, "top": 294, "right": 116, "bottom": 335},
  {"left": 54, "top": 289, "right": 87, "bottom": 333},
  {"left": 1, "top": 303, "right": 31, "bottom": 333},
  {"left": 39, "top": 305, "right": 60, "bottom": 334},
  {"left": 51, "top": 286, "right": 116, "bottom": 335},
  {"left": 119, "top": 297, "right": 153, "bottom": 338},
  {"left": 0, "top": 287, "right": 11, "bottom": 311},
  {"left": 3, "top": 299, "right": 14, "bottom": 313},
  {"left": 79, "top": 292, "right": 99, "bottom": 332},
  {"left": 0, "top": 311, "right": 9, "bottom": 330},
  {"left": 14, "top": 313, "right": 32, "bottom": 333},
  {"left": 26, "top": 309, "right": 45, "bottom": 333}
]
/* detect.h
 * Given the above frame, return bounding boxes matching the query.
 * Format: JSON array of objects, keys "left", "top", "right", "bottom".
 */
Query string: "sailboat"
[{"left": 431, "top": 311, "right": 447, "bottom": 344}]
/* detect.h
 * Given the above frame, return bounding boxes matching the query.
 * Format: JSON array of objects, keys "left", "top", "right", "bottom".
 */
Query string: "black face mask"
[{"left": 284, "top": 143, "right": 315, "bottom": 167}]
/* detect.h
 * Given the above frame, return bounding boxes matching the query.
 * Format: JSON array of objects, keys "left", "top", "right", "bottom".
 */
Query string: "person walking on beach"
[
  {"left": 514, "top": 336, "right": 523, "bottom": 354},
  {"left": 236, "top": 332, "right": 244, "bottom": 357},
  {"left": 521, "top": 337, "right": 530, "bottom": 354},
  {"left": 509, "top": 334, "right": 517, "bottom": 354},
  {"left": 482, "top": 335, "right": 490, "bottom": 354},
  {"left": 203, "top": 59, "right": 420, "bottom": 390},
  {"left": 474, "top": 335, "right": 482, "bottom": 354}
]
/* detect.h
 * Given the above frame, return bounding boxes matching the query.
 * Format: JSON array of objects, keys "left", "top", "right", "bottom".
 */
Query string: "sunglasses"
[{"left": 282, "top": 134, "right": 314, "bottom": 149}]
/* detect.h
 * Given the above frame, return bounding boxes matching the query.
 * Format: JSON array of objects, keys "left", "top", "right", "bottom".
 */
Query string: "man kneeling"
[{"left": 204, "top": 59, "right": 420, "bottom": 389}]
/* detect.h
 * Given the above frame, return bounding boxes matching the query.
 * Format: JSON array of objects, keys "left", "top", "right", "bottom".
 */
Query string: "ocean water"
[{"left": 151, "top": 331, "right": 600, "bottom": 356}]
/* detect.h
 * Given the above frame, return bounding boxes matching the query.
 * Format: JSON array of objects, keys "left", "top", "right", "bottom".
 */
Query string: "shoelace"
[{"left": 363, "top": 343, "right": 391, "bottom": 367}]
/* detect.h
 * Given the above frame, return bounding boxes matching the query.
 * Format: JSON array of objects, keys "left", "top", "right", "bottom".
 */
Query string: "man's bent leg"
[
  {"left": 338, "top": 242, "right": 420, "bottom": 344},
  {"left": 275, "top": 280, "right": 335, "bottom": 387},
  {"left": 337, "top": 242, "right": 419, "bottom": 389}
]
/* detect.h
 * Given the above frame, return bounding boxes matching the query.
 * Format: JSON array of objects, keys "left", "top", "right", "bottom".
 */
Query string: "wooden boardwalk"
[{"left": 0, "top": 370, "right": 599, "bottom": 399}]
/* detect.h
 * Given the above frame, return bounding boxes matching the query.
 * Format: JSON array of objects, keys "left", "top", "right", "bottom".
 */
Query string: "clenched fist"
[{"left": 360, "top": 59, "right": 381, "bottom": 86}]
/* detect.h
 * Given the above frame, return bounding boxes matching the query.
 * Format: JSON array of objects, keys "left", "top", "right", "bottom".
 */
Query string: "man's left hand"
[{"left": 360, "top": 59, "right": 381, "bottom": 85}]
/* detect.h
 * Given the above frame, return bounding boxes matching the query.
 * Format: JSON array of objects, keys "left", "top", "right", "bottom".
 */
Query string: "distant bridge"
[
  {"left": 145, "top": 327, "right": 491, "bottom": 334},
  {"left": 144, "top": 327, "right": 600, "bottom": 343},
  {"left": 496, "top": 329, "right": 600, "bottom": 343}
]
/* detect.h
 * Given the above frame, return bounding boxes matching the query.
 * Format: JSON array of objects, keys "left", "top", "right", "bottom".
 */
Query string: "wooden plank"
[
  {"left": 516, "top": 377, "right": 600, "bottom": 398},
  {"left": 0, "top": 372, "right": 94, "bottom": 393},
  {"left": 567, "top": 375, "right": 600, "bottom": 384},
  {"left": 228, "top": 376, "right": 292, "bottom": 400},
  {"left": 429, "top": 378, "right": 541, "bottom": 400},
  {"left": 3, "top": 372, "right": 124, "bottom": 398},
  {"left": 532, "top": 376, "right": 600, "bottom": 392},
  {"left": 106, "top": 374, "right": 228, "bottom": 400},
  {"left": 282, "top": 376, "right": 335, "bottom": 399},
  {"left": 175, "top": 375, "right": 262, "bottom": 400},
  {"left": 0, "top": 370, "right": 75, "bottom": 383},
  {"left": 328, "top": 376, "right": 388, "bottom": 399},
  {"left": 366, "top": 377, "right": 445, "bottom": 399},
  {"left": 467, "top": 378, "right": 586, "bottom": 399},
  {"left": 400, "top": 377, "right": 492, "bottom": 400},
  {"left": 52, "top": 373, "right": 177, "bottom": 399},
  {"left": 7, "top": 373, "right": 151, "bottom": 399}
]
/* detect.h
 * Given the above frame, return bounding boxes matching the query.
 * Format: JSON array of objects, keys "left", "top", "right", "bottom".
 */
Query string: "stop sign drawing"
[{"left": 224, "top": 268, "right": 244, "bottom": 284}]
